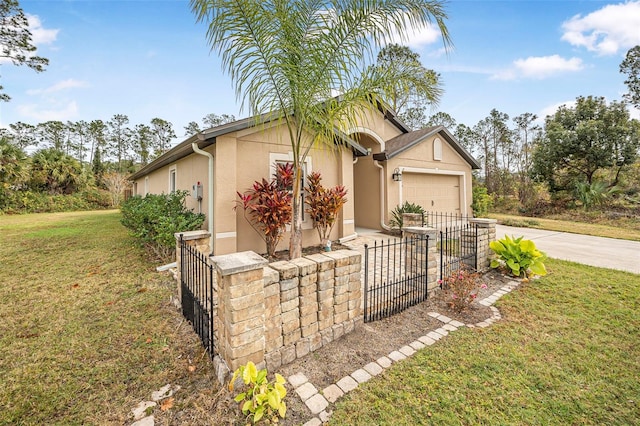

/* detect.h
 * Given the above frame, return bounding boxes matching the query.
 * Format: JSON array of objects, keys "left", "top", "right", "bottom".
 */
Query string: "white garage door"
[{"left": 403, "top": 173, "right": 461, "bottom": 213}]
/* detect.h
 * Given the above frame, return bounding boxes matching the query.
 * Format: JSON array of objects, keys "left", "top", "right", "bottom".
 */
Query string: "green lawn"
[
  {"left": 0, "top": 211, "right": 218, "bottom": 425},
  {"left": 3, "top": 211, "right": 639, "bottom": 425},
  {"left": 329, "top": 259, "right": 640, "bottom": 425},
  {"left": 489, "top": 212, "right": 640, "bottom": 241}
]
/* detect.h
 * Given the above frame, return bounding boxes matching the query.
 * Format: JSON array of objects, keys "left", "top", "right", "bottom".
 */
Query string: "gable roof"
[
  {"left": 372, "top": 125, "right": 481, "bottom": 169},
  {"left": 129, "top": 111, "right": 376, "bottom": 181}
]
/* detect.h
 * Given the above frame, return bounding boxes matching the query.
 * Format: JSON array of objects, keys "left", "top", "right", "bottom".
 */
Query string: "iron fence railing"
[
  {"left": 363, "top": 235, "right": 430, "bottom": 323},
  {"left": 179, "top": 235, "right": 215, "bottom": 358},
  {"left": 439, "top": 223, "right": 478, "bottom": 282}
]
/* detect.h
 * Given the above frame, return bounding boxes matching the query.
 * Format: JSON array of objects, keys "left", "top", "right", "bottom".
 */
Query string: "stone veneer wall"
[
  {"left": 209, "top": 249, "right": 362, "bottom": 382},
  {"left": 401, "top": 226, "right": 440, "bottom": 294}
]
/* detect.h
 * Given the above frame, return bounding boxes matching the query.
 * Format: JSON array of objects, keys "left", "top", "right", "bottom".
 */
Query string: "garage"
[{"left": 402, "top": 172, "right": 461, "bottom": 213}]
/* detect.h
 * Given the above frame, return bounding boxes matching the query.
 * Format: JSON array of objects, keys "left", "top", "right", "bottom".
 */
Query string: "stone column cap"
[
  {"left": 175, "top": 230, "right": 211, "bottom": 241},
  {"left": 211, "top": 251, "right": 268, "bottom": 276},
  {"left": 469, "top": 218, "right": 498, "bottom": 225},
  {"left": 402, "top": 226, "right": 438, "bottom": 237}
]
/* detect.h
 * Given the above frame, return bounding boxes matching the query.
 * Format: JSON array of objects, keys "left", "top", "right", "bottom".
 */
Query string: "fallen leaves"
[{"left": 160, "top": 397, "right": 174, "bottom": 411}]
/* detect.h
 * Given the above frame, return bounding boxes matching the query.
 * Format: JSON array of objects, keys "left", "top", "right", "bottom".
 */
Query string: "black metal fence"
[
  {"left": 363, "top": 235, "right": 431, "bottom": 323},
  {"left": 179, "top": 235, "right": 216, "bottom": 358},
  {"left": 422, "top": 211, "right": 470, "bottom": 230},
  {"left": 439, "top": 223, "right": 478, "bottom": 281}
]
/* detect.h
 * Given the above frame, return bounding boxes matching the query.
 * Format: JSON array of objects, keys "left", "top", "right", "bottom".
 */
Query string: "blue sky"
[{"left": 1, "top": 0, "right": 639, "bottom": 140}]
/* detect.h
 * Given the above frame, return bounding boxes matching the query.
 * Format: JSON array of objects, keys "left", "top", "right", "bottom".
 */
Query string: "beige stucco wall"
[
  {"left": 132, "top": 107, "right": 475, "bottom": 256},
  {"left": 232, "top": 122, "right": 352, "bottom": 255},
  {"left": 132, "top": 151, "right": 210, "bottom": 215},
  {"left": 385, "top": 134, "right": 473, "bottom": 216}
]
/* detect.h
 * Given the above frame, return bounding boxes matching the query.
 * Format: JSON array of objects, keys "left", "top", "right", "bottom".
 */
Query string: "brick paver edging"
[{"left": 290, "top": 280, "right": 521, "bottom": 426}]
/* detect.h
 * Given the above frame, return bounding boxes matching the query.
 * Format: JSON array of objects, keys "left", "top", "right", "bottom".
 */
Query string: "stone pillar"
[
  {"left": 470, "top": 218, "right": 497, "bottom": 271},
  {"left": 263, "top": 267, "right": 282, "bottom": 371},
  {"left": 402, "top": 226, "right": 439, "bottom": 294},
  {"left": 269, "top": 261, "right": 301, "bottom": 365},
  {"left": 174, "top": 230, "right": 211, "bottom": 300},
  {"left": 345, "top": 251, "right": 362, "bottom": 322},
  {"left": 290, "top": 258, "right": 319, "bottom": 361},
  {"left": 401, "top": 213, "right": 423, "bottom": 234},
  {"left": 210, "top": 251, "right": 268, "bottom": 372},
  {"left": 306, "top": 253, "right": 336, "bottom": 346}
]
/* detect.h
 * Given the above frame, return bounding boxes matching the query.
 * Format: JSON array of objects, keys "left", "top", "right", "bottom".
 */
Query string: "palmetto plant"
[{"left": 191, "top": 0, "right": 451, "bottom": 259}]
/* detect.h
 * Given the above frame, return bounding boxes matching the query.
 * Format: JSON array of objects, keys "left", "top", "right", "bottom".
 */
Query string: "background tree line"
[
  {"left": 384, "top": 44, "right": 640, "bottom": 216},
  {"left": 0, "top": 113, "right": 235, "bottom": 213}
]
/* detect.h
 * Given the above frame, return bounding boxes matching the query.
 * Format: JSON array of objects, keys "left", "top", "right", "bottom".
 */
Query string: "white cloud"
[
  {"left": 492, "top": 55, "right": 584, "bottom": 80},
  {"left": 0, "top": 14, "right": 58, "bottom": 65},
  {"left": 27, "top": 79, "right": 89, "bottom": 95},
  {"left": 539, "top": 100, "right": 577, "bottom": 120},
  {"left": 17, "top": 101, "right": 79, "bottom": 122},
  {"left": 26, "top": 14, "right": 59, "bottom": 45},
  {"left": 383, "top": 13, "right": 444, "bottom": 49},
  {"left": 561, "top": 1, "right": 640, "bottom": 55}
]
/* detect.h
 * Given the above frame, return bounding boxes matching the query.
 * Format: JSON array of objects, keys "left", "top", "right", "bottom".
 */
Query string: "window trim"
[
  {"left": 433, "top": 137, "right": 443, "bottom": 161},
  {"left": 169, "top": 165, "right": 177, "bottom": 193},
  {"left": 269, "top": 152, "right": 313, "bottom": 229}
]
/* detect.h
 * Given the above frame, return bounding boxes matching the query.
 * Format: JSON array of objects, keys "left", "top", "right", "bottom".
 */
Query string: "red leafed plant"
[
  {"left": 305, "top": 172, "right": 347, "bottom": 248},
  {"left": 236, "top": 163, "right": 293, "bottom": 259}
]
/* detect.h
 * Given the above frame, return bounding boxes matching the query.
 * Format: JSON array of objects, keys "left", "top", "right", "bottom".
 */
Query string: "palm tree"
[{"left": 191, "top": 0, "right": 451, "bottom": 258}]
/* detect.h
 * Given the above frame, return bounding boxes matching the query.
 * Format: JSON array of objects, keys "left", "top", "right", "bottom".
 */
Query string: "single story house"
[{"left": 129, "top": 100, "right": 481, "bottom": 255}]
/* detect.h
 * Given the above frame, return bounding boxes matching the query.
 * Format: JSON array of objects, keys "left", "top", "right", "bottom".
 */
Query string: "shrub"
[
  {"left": 389, "top": 201, "right": 425, "bottom": 230},
  {"left": 439, "top": 268, "right": 487, "bottom": 313},
  {"left": 120, "top": 191, "right": 205, "bottom": 261},
  {"left": 305, "top": 172, "right": 347, "bottom": 248},
  {"left": 574, "top": 180, "right": 619, "bottom": 210},
  {"left": 471, "top": 185, "right": 493, "bottom": 217},
  {"left": 490, "top": 235, "right": 547, "bottom": 278},
  {"left": 236, "top": 163, "right": 293, "bottom": 259},
  {"left": 80, "top": 188, "right": 113, "bottom": 209},
  {"left": 229, "top": 361, "right": 287, "bottom": 424}
]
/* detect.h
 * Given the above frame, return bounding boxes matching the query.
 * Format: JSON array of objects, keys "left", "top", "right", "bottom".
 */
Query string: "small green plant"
[
  {"left": 229, "top": 361, "right": 287, "bottom": 424},
  {"left": 235, "top": 163, "right": 293, "bottom": 259},
  {"left": 490, "top": 235, "right": 547, "bottom": 278},
  {"left": 439, "top": 268, "right": 487, "bottom": 313},
  {"left": 305, "top": 172, "right": 347, "bottom": 248},
  {"left": 389, "top": 201, "right": 425, "bottom": 230}
]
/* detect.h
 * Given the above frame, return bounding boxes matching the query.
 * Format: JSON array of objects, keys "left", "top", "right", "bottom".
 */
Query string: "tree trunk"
[{"left": 289, "top": 166, "right": 303, "bottom": 259}]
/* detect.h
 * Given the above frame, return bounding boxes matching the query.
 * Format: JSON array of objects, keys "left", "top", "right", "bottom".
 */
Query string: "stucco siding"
[{"left": 386, "top": 134, "right": 473, "bottom": 216}]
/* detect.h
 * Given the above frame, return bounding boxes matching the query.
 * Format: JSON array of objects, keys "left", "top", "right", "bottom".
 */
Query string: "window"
[
  {"left": 169, "top": 166, "right": 177, "bottom": 193},
  {"left": 144, "top": 177, "right": 149, "bottom": 195},
  {"left": 269, "top": 153, "right": 313, "bottom": 226}
]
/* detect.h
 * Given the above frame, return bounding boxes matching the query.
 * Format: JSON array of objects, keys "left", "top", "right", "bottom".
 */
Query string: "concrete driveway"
[{"left": 496, "top": 225, "right": 640, "bottom": 274}]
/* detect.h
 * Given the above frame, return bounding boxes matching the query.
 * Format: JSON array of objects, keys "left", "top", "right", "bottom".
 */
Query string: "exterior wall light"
[{"left": 392, "top": 168, "right": 402, "bottom": 182}]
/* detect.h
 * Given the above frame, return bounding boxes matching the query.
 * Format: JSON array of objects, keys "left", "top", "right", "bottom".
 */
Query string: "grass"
[
  {"left": 489, "top": 212, "right": 640, "bottom": 241},
  {"left": 0, "top": 210, "right": 220, "bottom": 425},
  {"left": 329, "top": 258, "right": 640, "bottom": 425}
]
